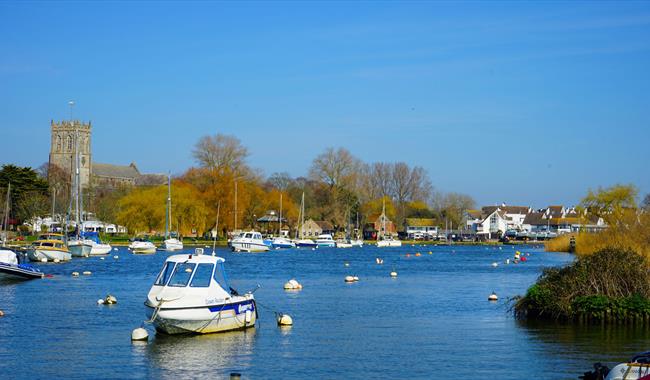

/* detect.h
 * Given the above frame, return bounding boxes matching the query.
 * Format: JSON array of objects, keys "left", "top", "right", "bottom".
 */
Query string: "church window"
[
  {"left": 56, "top": 135, "right": 62, "bottom": 152},
  {"left": 66, "top": 135, "right": 72, "bottom": 151}
]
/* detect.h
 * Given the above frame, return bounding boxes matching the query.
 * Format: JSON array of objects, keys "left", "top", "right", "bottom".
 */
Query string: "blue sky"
[{"left": 1, "top": 1, "right": 649, "bottom": 207}]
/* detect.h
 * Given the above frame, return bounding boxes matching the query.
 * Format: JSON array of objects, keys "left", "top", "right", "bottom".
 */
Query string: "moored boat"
[
  {"left": 129, "top": 238, "right": 157, "bottom": 254},
  {"left": 27, "top": 234, "right": 71, "bottom": 262},
  {"left": 335, "top": 240, "right": 353, "bottom": 248},
  {"left": 162, "top": 238, "right": 183, "bottom": 251},
  {"left": 68, "top": 238, "right": 92, "bottom": 257},
  {"left": 271, "top": 236, "right": 295, "bottom": 249},
  {"left": 161, "top": 174, "right": 184, "bottom": 252},
  {"left": 315, "top": 234, "right": 336, "bottom": 248},
  {"left": 0, "top": 249, "right": 44, "bottom": 280},
  {"left": 145, "top": 252, "right": 256, "bottom": 334},
  {"left": 376, "top": 199, "right": 402, "bottom": 248},
  {"left": 230, "top": 231, "right": 270, "bottom": 253},
  {"left": 84, "top": 232, "right": 112, "bottom": 255},
  {"left": 295, "top": 239, "right": 318, "bottom": 248}
]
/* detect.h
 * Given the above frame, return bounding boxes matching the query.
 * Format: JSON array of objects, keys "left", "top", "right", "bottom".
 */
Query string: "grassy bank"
[
  {"left": 514, "top": 247, "right": 650, "bottom": 322},
  {"left": 545, "top": 212, "right": 650, "bottom": 257}
]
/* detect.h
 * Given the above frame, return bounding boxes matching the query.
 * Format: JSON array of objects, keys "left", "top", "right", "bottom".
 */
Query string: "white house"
[
  {"left": 404, "top": 218, "right": 438, "bottom": 239},
  {"left": 475, "top": 209, "right": 509, "bottom": 239}
]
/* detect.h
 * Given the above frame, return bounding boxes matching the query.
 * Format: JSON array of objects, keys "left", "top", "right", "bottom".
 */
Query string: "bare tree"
[
  {"left": 192, "top": 134, "right": 249, "bottom": 174},
  {"left": 267, "top": 172, "right": 293, "bottom": 192},
  {"left": 642, "top": 193, "right": 650, "bottom": 211},
  {"left": 391, "top": 162, "right": 432, "bottom": 205},
  {"left": 309, "top": 147, "right": 360, "bottom": 189}
]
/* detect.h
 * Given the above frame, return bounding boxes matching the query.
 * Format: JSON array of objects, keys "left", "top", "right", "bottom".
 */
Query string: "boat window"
[
  {"left": 244, "top": 233, "right": 252, "bottom": 238},
  {"left": 190, "top": 263, "right": 214, "bottom": 288},
  {"left": 154, "top": 262, "right": 176, "bottom": 286},
  {"left": 213, "top": 261, "right": 230, "bottom": 290},
  {"left": 168, "top": 263, "right": 196, "bottom": 287}
]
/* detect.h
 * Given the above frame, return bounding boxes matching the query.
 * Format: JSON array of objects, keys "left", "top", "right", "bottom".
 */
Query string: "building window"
[
  {"left": 56, "top": 135, "right": 62, "bottom": 152},
  {"left": 66, "top": 135, "right": 72, "bottom": 151}
]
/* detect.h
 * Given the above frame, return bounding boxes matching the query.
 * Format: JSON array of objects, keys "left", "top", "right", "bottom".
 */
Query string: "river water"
[{"left": 1, "top": 244, "right": 648, "bottom": 379}]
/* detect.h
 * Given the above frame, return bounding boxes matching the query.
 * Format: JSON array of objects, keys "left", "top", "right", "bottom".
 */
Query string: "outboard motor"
[{"left": 579, "top": 362, "right": 610, "bottom": 380}]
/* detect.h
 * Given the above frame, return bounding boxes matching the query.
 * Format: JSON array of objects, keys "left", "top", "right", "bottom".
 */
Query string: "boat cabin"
[{"left": 150, "top": 254, "right": 232, "bottom": 299}]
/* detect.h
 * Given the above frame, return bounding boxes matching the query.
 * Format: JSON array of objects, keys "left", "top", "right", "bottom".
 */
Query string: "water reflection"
[
  {"left": 517, "top": 319, "right": 650, "bottom": 373},
  {"left": 144, "top": 328, "right": 257, "bottom": 379}
]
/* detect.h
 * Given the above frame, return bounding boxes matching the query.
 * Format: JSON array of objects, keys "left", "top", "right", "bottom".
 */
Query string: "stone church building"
[{"left": 48, "top": 120, "right": 165, "bottom": 188}]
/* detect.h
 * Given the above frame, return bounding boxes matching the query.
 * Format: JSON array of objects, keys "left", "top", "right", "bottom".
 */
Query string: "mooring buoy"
[
  {"left": 390, "top": 271, "right": 397, "bottom": 278},
  {"left": 277, "top": 313, "right": 293, "bottom": 326},
  {"left": 488, "top": 292, "right": 498, "bottom": 301},
  {"left": 131, "top": 327, "right": 149, "bottom": 341}
]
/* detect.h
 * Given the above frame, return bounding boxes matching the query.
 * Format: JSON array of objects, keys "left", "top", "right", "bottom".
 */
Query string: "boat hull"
[
  {"left": 68, "top": 241, "right": 92, "bottom": 257},
  {"left": 0, "top": 262, "right": 44, "bottom": 280},
  {"left": 296, "top": 240, "right": 318, "bottom": 248},
  {"left": 316, "top": 242, "right": 336, "bottom": 248},
  {"left": 377, "top": 240, "right": 402, "bottom": 247},
  {"left": 162, "top": 239, "right": 183, "bottom": 251},
  {"left": 146, "top": 299, "right": 257, "bottom": 335},
  {"left": 336, "top": 242, "right": 353, "bottom": 248},
  {"left": 27, "top": 248, "right": 71, "bottom": 262},
  {"left": 231, "top": 242, "right": 270, "bottom": 253},
  {"left": 90, "top": 243, "right": 112, "bottom": 255},
  {"left": 132, "top": 247, "right": 157, "bottom": 254}
]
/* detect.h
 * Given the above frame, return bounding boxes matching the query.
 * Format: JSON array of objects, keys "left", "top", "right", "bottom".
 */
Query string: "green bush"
[{"left": 514, "top": 247, "right": 650, "bottom": 321}]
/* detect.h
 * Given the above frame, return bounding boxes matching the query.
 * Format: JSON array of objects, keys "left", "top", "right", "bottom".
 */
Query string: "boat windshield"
[
  {"left": 244, "top": 233, "right": 252, "bottom": 239},
  {"left": 168, "top": 263, "right": 196, "bottom": 287},
  {"left": 190, "top": 263, "right": 213, "bottom": 288},
  {"left": 155, "top": 262, "right": 176, "bottom": 286},
  {"left": 213, "top": 261, "right": 230, "bottom": 290}
]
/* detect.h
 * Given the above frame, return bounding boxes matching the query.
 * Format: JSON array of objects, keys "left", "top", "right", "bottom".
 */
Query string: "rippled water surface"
[{"left": 1, "top": 244, "right": 649, "bottom": 379}]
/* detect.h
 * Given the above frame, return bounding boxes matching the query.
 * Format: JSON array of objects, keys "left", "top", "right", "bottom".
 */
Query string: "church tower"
[{"left": 48, "top": 120, "right": 92, "bottom": 188}]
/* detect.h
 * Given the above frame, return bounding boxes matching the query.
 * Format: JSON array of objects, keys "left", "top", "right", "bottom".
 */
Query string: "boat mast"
[
  {"left": 212, "top": 201, "right": 220, "bottom": 256},
  {"left": 165, "top": 173, "right": 171, "bottom": 240},
  {"left": 2, "top": 182, "right": 10, "bottom": 246},
  {"left": 300, "top": 192, "right": 305, "bottom": 240},
  {"left": 51, "top": 186, "right": 56, "bottom": 230},
  {"left": 234, "top": 181, "right": 237, "bottom": 231},
  {"left": 74, "top": 124, "right": 81, "bottom": 239},
  {"left": 379, "top": 198, "right": 386, "bottom": 241},
  {"left": 278, "top": 193, "right": 283, "bottom": 237}
]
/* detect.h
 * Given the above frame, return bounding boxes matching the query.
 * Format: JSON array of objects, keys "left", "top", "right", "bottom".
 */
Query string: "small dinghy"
[
  {"left": 0, "top": 249, "right": 44, "bottom": 280},
  {"left": 145, "top": 250, "right": 256, "bottom": 335}
]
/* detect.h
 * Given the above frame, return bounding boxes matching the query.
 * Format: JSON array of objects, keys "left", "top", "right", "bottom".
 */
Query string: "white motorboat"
[
  {"left": 294, "top": 193, "right": 318, "bottom": 248},
  {"left": 377, "top": 238, "right": 402, "bottom": 247},
  {"left": 163, "top": 238, "right": 184, "bottom": 251},
  {"left": 350, "top": 239, "right": 363, "bottom": 247},
  {"left": 0, "top": 249, "right": 44, "bottom": 280},
  {"left": 315, "top": 234, "right": 336, "bottom": 248},
  {"left": 27, "top": 234, "right": 71, "bottom": 262},
  {"left": 335, "top": 240, "right": 353, "bottom": 248},
  {"left": 130, "top": 239, "right": 157, "bottom": 254},
  {"left": 230, "top": 231, "right": 270, "bottom": 253},
  {"left": 145, "top": 252, "right": 256, "bottom": 334},
  {"left": 271, "top": 236, "right": 295, "bottom": 249}
]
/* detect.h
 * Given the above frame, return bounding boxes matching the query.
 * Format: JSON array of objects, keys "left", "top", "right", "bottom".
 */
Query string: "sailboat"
[
  {"left": 376, "top": 198, "right": 402, "bottom": 248},
  {"left": 272, "top": 193, "right": 295, "bottom": 249},
  {"left": 0, "top": 183, "right": 43, "bottom": 278},
  {"left": 67, "top": 125, "right": 92, "bottom": 257},
  {"left": 350, "top": 212, "right": 363, "bottom": 247},
  {"left": 162, "top": 174, "right": 183, "bottom": 251},
  {"left": 295, "top": 192, "right": 317, "bottom": 248},
  {"left": 335, "top": 209, "right": 353, "bottom": 248}
]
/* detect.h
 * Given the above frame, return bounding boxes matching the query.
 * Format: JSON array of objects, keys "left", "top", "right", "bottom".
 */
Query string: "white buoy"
[
  {"left": 0, "top": 310, "right": 4, "bottom": 317},
  {"left": 390, "top": 271, "right": 398, "bottom": 278},
  {"left": 113, "top": 248, "right": 118, "bottom": 251},
  {"left": 277, "top": 314, "right": 293, "bottom": 326},
  {"left": 344, "top": 262, "right": 350, "bottom": 267},
  {"left": 344, "top": 275, "right": 355, "bottom": 283},
  {"left": 131, "top": 327, "right": 149, "bottom": 341},
  {"left": 113, "top": 255, "right": 119, "bottom": 259},
  {"left": 100, "top": 257, "right": 105, "bottom": 260},
  {"left": 83, "top": 271, "right": 92, "bottom": 276},
  {"left": 40, "top": 258, "right": 47, "bottom": 263},
  {"left": 491, "top": 262, "right": 498, "bottom": 268},
  {"left": 488, "top": 292, "right": 498, "bottom": 301},
  {"left": 72, "top": 272, "right": 80, "bottom": 277},
  {"left": 505, "top": 259, "right": 510, "bottom": 264},
  {"left": 97, "top": 299, "right": 105, "bottom": 305},
  {"left": 284, "top": 279, "right": 302, "bottom": 290},
  {"left": 376, "top": 258, "right": 383, "bottom": 264},
  {"left": 104, "top": 295, "right": 117, "bottom": 304},
  {"left": 53, "top": 258, "right": 60, "bottom": 263}
]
